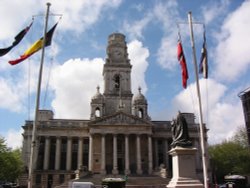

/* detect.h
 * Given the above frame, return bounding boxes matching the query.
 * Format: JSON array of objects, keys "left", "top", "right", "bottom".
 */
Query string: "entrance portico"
[
  {"left": 88, "top": 111, "right": 153, "bottom": 175},
  {"left": 88, "top": 132, "right": 153, "bottom": 175}
]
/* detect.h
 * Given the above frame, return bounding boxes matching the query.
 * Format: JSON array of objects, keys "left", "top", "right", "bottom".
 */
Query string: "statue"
[{"left": 171, "top": 111, "right": 192, "bottom": 148}]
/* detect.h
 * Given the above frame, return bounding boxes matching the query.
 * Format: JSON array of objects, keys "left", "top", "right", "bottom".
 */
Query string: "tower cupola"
[
  {"left": 90, "top": 86, "right": 105, "bottom": 119},
  {"left": 132, "top": 87, "right": 150, "bottom": 120}
]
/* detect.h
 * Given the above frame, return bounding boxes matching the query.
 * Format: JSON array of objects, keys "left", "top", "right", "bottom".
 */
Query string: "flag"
[
  {"left": 9, "top": 22, "right": 58, "bottom": 65},
  {"left": 199, "top": 31, "right": 208, "bottom": 78},
  {"left": 0, "top": 21, "right": 33, "bottom": 57},
  {"left": 177, "top": 40, "right": 189, "bottom": 89}
]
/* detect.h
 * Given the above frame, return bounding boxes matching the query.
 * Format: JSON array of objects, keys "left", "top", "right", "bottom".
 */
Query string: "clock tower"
[{"left": 102, "top": 33, "right": 133, "bottom": 115}]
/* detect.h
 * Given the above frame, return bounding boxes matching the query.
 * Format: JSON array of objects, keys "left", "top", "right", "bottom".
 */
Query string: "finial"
[
  {"left": 138, "top": 86, "right": 142, "bottom": 94},
  {"left": 97, "top": 85, "right": 100, "bottom": 93}
]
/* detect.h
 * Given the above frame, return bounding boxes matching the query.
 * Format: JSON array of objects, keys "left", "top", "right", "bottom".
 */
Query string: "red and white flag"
[{"left": 177, "top": 40, "right": 188, "bottom": 89}]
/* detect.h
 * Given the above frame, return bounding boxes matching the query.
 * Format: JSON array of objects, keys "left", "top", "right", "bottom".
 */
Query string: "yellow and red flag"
[{"left": 9, "top": 22, "right": 58, "bottom": 65}]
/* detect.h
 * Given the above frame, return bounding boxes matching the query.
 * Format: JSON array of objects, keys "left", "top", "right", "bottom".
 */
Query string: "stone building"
[
  {"left": 239, "top": 87, "right": 250, "bottom": 148},
  {"left": 21, "top": 33, "right": 207, "bottom": 188}
]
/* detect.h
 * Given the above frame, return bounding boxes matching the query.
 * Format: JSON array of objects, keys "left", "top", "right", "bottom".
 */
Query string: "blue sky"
[{"left": 0, "top": 0, "right": 249, "bottom": 148}]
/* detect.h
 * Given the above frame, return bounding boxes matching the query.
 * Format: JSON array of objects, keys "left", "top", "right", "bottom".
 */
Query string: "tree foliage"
[
  {"left": 0, "top": 136, "right": 23, "bottom": 182},
  {"left": 208, "top": 126, "right": 250, "bottom": 183},
  {"left": 232, "top": 126, "right": 249, "bottom": 148}
]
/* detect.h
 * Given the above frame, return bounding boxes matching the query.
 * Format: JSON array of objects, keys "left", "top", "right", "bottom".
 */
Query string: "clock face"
[{"left": 112, "top": 48, "right": 123, "bottom": 60}]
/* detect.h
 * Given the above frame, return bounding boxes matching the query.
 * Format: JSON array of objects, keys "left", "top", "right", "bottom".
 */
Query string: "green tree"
[
  {"left": 209, "top": 126, "right": 250, "bottom": 184},
  {"left": 0, "top": 136, "right": 23, "bottom": 182},
  {"left": 232, "top": 126, "right": 248, "bottom": 148}
]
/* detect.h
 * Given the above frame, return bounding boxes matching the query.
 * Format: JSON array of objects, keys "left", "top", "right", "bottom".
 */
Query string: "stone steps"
[{"left": 56, "top": 174, "right": 169, "bottom": 188}]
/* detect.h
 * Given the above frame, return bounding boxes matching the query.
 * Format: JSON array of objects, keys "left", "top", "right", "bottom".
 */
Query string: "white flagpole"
[
  {"left": 187, "top": 11, "right": 208, "bottom": 188},
  {"left": 28, "top": 3, "right": 51, "bottom": 188}
]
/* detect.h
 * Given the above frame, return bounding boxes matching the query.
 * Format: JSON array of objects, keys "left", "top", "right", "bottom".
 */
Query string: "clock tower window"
[{"left": 114, "top": 74, "right": 120, "bottom": 89}]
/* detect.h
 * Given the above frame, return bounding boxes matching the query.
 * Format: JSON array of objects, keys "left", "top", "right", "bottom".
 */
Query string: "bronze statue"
[{"left": 171, "top": 111, "right": 192, "bottom": 148}]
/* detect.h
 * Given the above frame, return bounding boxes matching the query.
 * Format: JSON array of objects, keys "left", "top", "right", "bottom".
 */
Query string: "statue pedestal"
[{"left": 167, "top": 147, "right": 204, "bottom": 188}]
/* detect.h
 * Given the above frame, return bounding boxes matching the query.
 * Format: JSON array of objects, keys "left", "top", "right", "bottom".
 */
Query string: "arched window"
[
  {"left": 95, "top": 107, "right": 101, "bottom": 117},
  {"left": 114, "top": 74, "right": 120, "bottom": 89},
  {"left": 139, "top": 109, "right": 143, "bottom": 118}
]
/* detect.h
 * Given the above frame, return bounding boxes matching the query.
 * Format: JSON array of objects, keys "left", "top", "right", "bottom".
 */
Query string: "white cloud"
[
  {"left": 2, "top": 129, "right": 23, "bottom": 149},
  {"left": 0, "top": 0, "right": 41, "bottom": 41},
  {"left": 157, "top": 34, "right": 178, "bottom": 70},
  {"left": 201, "top": 0, "right": 230, "bottom": 25},
  {"left": 132, "top": 3, "right": 144, "bottom": 12},
  {"left": 49, "top": 0, "right": 122, "bottom": 34},
  {"left": 214, "top": 1, "right": 250, "bottom": 82},
  {"left": 123, "top": 14, "right": 153, "bottom": 39},
  {"left": 0, "top": 78, "right": 22, "bottom": 112},
  {"left": 128, "top": 40, "right": 149, "bottom": 94},
  {"left": 172, "top": 78, "right": 244, "bottom": 144},
  {"left": 208, "top": 101, "right": 244, "bottom": 144},
  {"left": 50, "top": 58, "right": 104, "bottom": 119},
  {"left": 0, "top": 56, "right": 55, "bottom": 114},
  {"left": 154, "top": 1, "right": 180, "bottom": 70}
]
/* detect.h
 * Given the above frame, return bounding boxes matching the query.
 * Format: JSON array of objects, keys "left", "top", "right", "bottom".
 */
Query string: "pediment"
[{"left": 89, "top": 111, "right": 152, "bottom": 126}]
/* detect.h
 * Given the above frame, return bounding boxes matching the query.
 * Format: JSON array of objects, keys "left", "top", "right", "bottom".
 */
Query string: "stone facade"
[
  {"left": 239, "top": 87, "right": 250, "bottom": 148},
  {"left": 21, "top": 33, "right": 207, "bottom": 188}
]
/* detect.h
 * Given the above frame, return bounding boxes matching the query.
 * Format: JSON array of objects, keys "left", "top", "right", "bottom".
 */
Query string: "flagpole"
[
  {"left": 28, "top": 3, "right": 51, "bottom": 188},
  {"left": 187, "top": 11, "right": 208, "bottom": 188}
]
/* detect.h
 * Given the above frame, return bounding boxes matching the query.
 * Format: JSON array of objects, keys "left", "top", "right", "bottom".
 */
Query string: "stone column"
[
  {"left": 164, "top": 139, "right": 169, "bottom": 170},
  {"left": 112, "top": 134, "right": 118, "bottom": 174},
  {"left": 88, "top": 134, "right": 93, "bottom": 171},
  {"left": 66, "top": 137, "right": 72, "bottom": 171},
  {"left": 43, "top": 136, "right": 50, "bottom": 170},
  {"left": 78, "top": 137, "right": 83, "bottom": 169},
  {"left": 148, "top": 135, "right": 153, "bottom": 174},
  {"left": 154, "top": 138, "right": 159, "bottom": 169},
  {"left": 136, "top": 134, "right": 142, "bottom": 174},
  {"left": 55, "top": 137, "right": 61, "bottom": 170},
  {"left": 101, "top": 134, "right": 106, "bottom": 174},
  {"left": 125, "top": 134, "right": 130, "bottom": 175}
]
